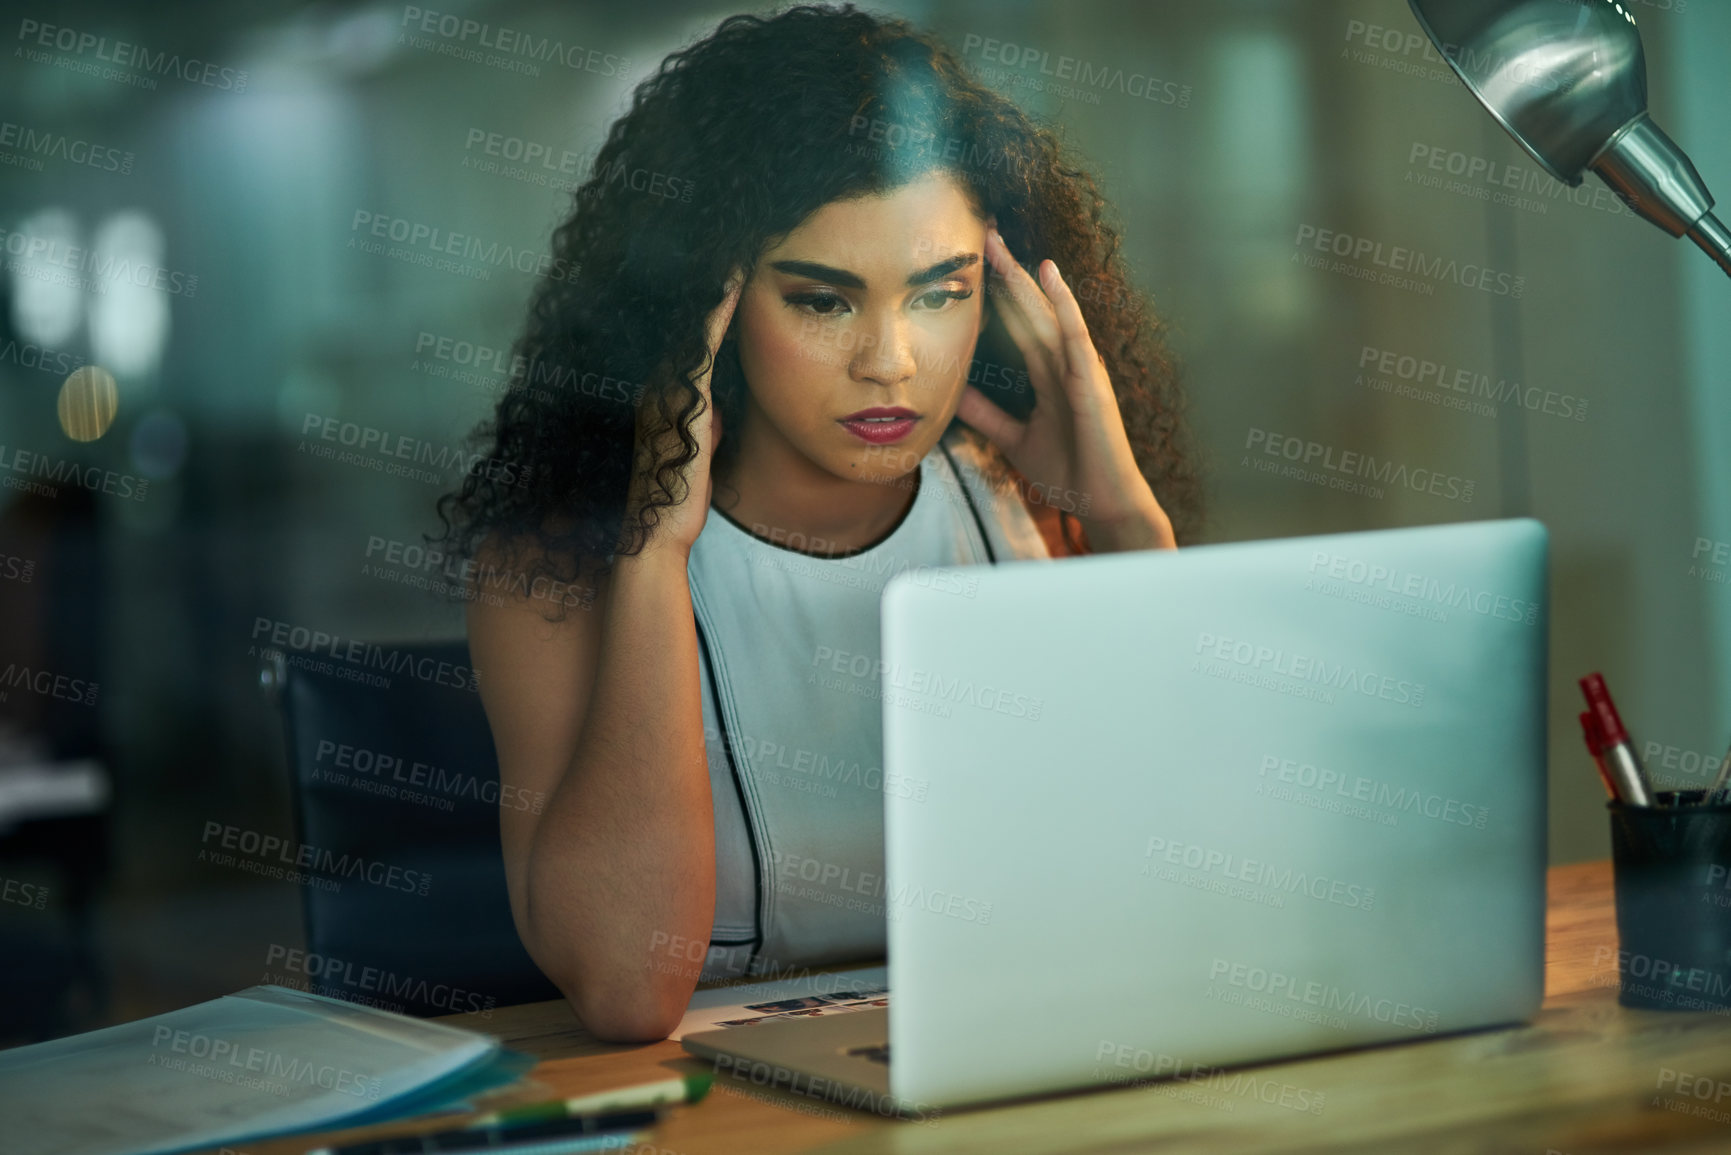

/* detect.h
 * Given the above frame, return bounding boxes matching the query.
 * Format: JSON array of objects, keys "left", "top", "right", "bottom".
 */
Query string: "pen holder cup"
[{"left": 1608, "top": 790, "right": 1731, "bottom": 1011}]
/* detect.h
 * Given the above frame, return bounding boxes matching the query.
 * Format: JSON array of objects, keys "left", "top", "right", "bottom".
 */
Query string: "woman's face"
[{"left": 731, "top": 170, "right": 989, "bottom": 485}]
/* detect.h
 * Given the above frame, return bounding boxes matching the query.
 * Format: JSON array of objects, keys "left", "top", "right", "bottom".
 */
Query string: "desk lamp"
[{"left": 1407, "top": 0, "right": 1731, "bottom": 277}]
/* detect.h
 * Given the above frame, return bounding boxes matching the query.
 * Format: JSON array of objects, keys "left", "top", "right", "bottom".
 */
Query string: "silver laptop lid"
[{"left": 880, "top": 518, "right": 1548, "bottom": 1109}]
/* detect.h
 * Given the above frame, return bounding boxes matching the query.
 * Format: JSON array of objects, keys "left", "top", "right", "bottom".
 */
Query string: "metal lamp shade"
[{"left": 1407, "top": 0, "right": 1731, "bottom": 276}]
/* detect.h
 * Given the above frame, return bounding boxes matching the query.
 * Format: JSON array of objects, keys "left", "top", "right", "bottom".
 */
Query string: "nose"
[{"left": 849, "top": 312, "right": 918, "bottom": 389}]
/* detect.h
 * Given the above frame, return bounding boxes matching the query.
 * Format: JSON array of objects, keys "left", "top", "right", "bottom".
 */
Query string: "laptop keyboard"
[{"left": 846, "top": 1044, "right": 891, "bottom": 1065}]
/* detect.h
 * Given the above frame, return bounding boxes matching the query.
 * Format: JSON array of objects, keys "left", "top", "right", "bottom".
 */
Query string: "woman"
[{"left": 435, "top": 3, "right": 1200, "bottom": 1042}]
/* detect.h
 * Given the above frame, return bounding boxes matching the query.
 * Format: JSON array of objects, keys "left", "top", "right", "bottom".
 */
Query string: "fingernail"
[{"left": 1049, "top": 260, "right": 1062, "bottom": 281}]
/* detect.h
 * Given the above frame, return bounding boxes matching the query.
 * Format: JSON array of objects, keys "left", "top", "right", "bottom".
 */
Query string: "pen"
[
  {"left": 1578, "top": 673, "right": 1654, "bottom": 807},
  {"left": 473, "top": 1073, "right": 712, "bottom": 1127},
  {"left": 305, "top": 1108, "right": 661, "bottom": 1155},
  {"left": 1578, "top": 711, "right": 1620, "bottom": 801}
]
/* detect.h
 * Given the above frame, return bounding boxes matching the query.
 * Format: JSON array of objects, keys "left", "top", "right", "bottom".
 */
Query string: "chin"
[{"left": 833, "top": 437, "right": 930, "bottom": 486}]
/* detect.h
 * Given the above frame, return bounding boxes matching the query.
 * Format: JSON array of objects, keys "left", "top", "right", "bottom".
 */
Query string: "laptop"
[{"left": 681, "top": 518, "right": 1548, "bottom": 1119}]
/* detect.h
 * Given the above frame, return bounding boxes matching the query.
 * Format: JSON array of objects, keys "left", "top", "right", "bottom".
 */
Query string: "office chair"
[{"left": 262, "top": 639, "right": 562, "bottom": 1017}]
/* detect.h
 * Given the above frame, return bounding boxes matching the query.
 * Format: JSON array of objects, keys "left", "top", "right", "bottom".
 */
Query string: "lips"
[{"left": 838, "top": 407, "right": 920, "bottom": 445}]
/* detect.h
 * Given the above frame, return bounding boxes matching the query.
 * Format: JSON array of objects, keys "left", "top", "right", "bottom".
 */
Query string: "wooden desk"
[{"left": 227, "top": 861, "right": 1731, "bottom": 1154}]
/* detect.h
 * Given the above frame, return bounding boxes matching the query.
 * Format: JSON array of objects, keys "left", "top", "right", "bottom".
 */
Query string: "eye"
[
  {"left": 786, "top": 290, "right": 850, "bottom": 316},
  {"left": 916, "top": 288, "right": 974, "bottom": 311}
]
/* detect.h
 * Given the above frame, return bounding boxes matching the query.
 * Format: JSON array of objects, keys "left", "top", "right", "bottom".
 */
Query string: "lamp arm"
[{"left": 1590, "top": 112, "right": 1731, "bottom": 278}]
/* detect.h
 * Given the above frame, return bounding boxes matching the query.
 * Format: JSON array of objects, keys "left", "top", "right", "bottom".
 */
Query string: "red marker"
[
  {"left": 1579, "top": 673, "right": 1654, "bottom": 807},
  {"left": 1578, "top": 711, "right": 1620, "bottom": 802}
]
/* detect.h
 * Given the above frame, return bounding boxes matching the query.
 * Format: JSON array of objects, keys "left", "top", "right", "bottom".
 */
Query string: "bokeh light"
[{"left": 57, "top": 365, "right": 120, "bottom": 442}]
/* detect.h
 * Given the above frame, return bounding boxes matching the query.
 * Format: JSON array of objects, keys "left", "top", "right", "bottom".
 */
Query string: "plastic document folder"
[{"left": 0, "top": 984, "right": 514, "bottom": 1155}]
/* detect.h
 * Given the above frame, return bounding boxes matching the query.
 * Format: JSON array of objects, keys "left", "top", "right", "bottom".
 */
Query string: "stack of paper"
[{"left": 0, "top": 984, "right": 518, "bottom": 1155}]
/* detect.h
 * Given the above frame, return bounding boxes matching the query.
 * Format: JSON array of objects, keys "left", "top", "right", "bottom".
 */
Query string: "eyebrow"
[{"left": 769, "top": 252, "right": 980, "bottom": 290}]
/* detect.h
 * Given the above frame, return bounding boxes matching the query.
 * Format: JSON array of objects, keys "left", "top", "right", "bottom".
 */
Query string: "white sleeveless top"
[{"left": 686, "top": 427, "right": 1050, "bottom": 981}]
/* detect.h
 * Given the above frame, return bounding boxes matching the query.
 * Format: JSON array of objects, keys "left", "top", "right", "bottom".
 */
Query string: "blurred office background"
[{"left": 0, "top": 0, "right": 1725, "bottom": 1040}]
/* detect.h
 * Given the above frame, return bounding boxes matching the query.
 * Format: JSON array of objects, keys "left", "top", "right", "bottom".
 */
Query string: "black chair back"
[{"left": 269, "top": 640, "right": 560, "bottom": 1016}]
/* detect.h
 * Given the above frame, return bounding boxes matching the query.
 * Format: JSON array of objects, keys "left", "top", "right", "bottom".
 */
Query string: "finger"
[
  {"left": 1040, "top": 261, "right": 1109, "bottom": 388},
  {"left": 655, "top": 271, "right": 744, "bottom": 458},
  {"left": 955, "top": 385, "right": 1028, "bottom": 453},
  {"left": 982, "top": 233, "right": 1063, "bottom": 404},
  {"left": 705, "top": 269, "right": 747, "bottom": 361},
  {"left": 986, "top": 269, "right": 1057, "bottom": 389},
  {"left": 695, "top": 286, "right": 740, "bottom": 457},
  {"left": 984, "top": 228, "right": 1061, "bottom": 352}
]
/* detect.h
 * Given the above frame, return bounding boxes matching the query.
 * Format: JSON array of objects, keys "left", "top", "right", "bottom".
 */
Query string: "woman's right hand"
[{"left": 628, "top": 269, "right": 746, "bottom": 558}]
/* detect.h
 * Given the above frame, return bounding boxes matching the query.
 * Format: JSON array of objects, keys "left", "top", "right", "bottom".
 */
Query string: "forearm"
[
  {"left": 523, "top": 546, "right": 716, "bottom": 1038},
  {"left": 1072, "top": 495, "right": 1176, "bottom": 553}
]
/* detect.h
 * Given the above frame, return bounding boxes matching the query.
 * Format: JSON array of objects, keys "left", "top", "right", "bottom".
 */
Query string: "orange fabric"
[{"left": 1017, "top": 483, "right": 1088, "bottom": 557}]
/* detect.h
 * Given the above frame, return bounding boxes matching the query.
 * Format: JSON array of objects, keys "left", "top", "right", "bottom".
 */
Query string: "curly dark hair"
[{"left": 434, "top": 2, "right": 1201, "bottom": 600}]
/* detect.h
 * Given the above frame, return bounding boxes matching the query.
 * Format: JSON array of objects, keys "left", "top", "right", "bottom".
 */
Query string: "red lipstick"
[{"left": 838, "top": 407, "right": 919, "bottom": 445}]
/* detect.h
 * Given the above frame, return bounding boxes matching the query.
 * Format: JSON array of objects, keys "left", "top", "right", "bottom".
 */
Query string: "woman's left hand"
[{"left": 956, "top": 226, "right": 1176, "bottom": 553}]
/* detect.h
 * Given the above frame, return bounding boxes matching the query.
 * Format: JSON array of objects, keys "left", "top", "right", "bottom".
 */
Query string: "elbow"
[
  {"left": 572, "top": 990, "right": 685, "bottom": 1044},
  {"left": 562, "top": 974, "right": 691, "bottom": 1044},
  {"left": 515, "top": 891, "right": 703, "bottom": 1043}
]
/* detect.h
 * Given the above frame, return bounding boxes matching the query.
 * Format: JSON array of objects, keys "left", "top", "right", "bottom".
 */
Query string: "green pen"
[{"left": 472, "top": 1073, "right": 713, "bottom": 1128}]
